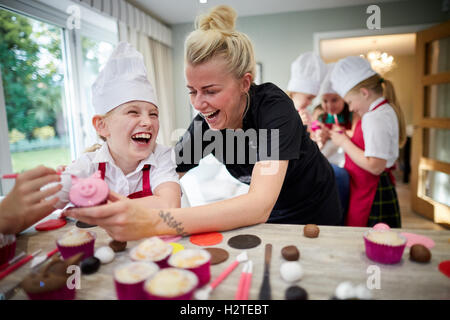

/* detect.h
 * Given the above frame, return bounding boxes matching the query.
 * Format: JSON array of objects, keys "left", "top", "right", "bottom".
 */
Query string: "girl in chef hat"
[
  {"left": 287, "top": 52, "right": 327, "bottom": 127},
  {"left": 54, "top": 42, "right": 181, "bottom": 210},
  {"left": 329, "top": 56, "right": 406, "bottom": 228}
]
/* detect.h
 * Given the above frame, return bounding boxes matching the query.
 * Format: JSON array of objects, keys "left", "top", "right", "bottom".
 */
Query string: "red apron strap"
[
  {"left": 371, "top": 99, "right": 388, "bottom": 112},
  {"left": 98, "top": 162, "right": 106, "bottom": 180},
  {"left": 142, "top": 165, "right": 151, "bottom": 194}
]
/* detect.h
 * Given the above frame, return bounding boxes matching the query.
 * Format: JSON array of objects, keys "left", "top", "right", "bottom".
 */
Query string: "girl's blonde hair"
[
  {"left": 84, "top": 109, "right": 114, "bottom": 153},
  {"left": 185, "top": 5, "right": 256, "bottom": 81},
  {"left": 348, "top": 74, "right": 406, "bottom": 148}
]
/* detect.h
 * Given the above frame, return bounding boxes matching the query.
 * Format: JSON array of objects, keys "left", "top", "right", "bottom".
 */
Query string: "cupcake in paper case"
[
  {"left": 130, "top": 236, "right": 173, "bottom": 268},
  {"left": 168, "top": 248, "right": 211, "bottom": 287},
  {"left": 0, "top": 234, "right": 16, "bottom": 265},
  {"left": 114, "top": 261, "right": 159, "bottom": 300},
  {"left": 21, "top": 252, "right": 84, "bottom": 300},
  {"left": 363, "top": 230, "right": 407, "bottom": 264},
  {"left": 144, "top": 268, "right": 198, "bottom": 300},
  {"left": 69, "top": 171, "right": 109, "bottom": 207},
  {"left": 56, "top": 228, "right": 96, "bottom": 260}
]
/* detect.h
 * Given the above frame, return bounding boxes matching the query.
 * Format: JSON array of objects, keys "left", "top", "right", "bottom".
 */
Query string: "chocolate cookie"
[
  {"left": 109, "top": 240, "right": 127, "bottom": 252},
  {"left": 227, "top": 234, "right": 261, "bottom": 249},
  {"left": 285, "top": 286, "right": 308, "bottom": 300},
  {"left": 205, "top": 248, "right": 229, "bottom": 265},
  {"left": 303, "top": 224, "right": 320, "bottom": 238},
  {"left": 81, "top": 256, "right": 101, "bottom": 274},
  {"left": 410, "top": 244, "right": 431, "bottom": 263},
  {"left": 281, "top": 245, "right": 300, "bottom": 261}
]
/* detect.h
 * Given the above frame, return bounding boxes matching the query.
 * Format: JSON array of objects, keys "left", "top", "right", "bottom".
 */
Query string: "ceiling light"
[
  {"left": 200, "top": 0, "right": 207, "bottom": 3},
  {"left": 362, "top": 50, "right": 396, "bottom": 75}
]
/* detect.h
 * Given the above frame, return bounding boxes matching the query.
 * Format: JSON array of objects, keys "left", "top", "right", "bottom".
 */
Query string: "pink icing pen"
[
  {"left": 69, "top": 171, "right": 109, "bottom": 207},
  {"left": 333, "top": 114, "right": 343, "bottom": 133}
]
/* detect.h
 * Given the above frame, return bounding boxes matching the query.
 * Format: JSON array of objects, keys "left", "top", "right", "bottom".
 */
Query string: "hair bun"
[{"left": 197, "top": 5, "right": 236, "bottom": 32}]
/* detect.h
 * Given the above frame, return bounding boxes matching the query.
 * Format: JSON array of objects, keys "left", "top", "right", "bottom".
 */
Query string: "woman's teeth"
[{"left": 203, "top": 110, "right": 219, "bottom": 119}]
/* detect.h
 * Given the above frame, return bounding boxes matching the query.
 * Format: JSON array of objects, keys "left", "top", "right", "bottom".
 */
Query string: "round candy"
[
  {"left": 280, "top": 262, "right": 304, "bottom": 282},
  {"left": 410, "top": 244, "right": 431, "bottom": 263},
  {"left": 285, "top": 286, "right": 308, "bottom": 300},
  {"left": 227, "top": 234, "right": 261, "bottom": 249},
  {"left": 81, "top": 256, "right": 101, "bottom": 274},
  {"left": 281, "top": 245, "right": 300, "bottom": 261},
  {"left": 109, "top": 240, "right": 127, "bottom": 252},
  {"left": 94, "top": 246, "right": 115, "bottom": 264},
  {"left": 303, "top": 224, "right": 320, "bottom": 238},
  {"left": 205, "top": 248, "right": 229, "bottom": 265},
  {"left": 190, "top": 232, "right": 223, "bottom": 246}
]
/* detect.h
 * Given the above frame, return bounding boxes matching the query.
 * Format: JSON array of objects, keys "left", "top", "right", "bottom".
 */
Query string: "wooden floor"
[{"left": 396, "top": 177, "right": 448, "bottom": 231}]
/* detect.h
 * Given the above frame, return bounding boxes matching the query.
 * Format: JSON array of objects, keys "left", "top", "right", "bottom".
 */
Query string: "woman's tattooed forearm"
[{"left": 158, "top": 211, "right": 189, "bottom": 236}]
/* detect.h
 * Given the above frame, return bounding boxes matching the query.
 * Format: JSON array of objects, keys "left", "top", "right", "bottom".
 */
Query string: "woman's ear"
[
  {"left": 241, "top": 72, "right": 252, "bottom": 93},
  {"left": 92, "top": 115, "right": 109, "bottom": 138}
]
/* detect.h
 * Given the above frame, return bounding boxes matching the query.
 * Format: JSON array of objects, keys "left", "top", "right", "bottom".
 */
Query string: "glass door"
[{"left": 0, "top": 8, "right": 71, "bottom": 173}]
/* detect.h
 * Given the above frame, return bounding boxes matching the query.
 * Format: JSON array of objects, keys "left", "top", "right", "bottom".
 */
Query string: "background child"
[
  {"left": 54, "top": 42, "right": 180, "bottom": 210},
  {"left": 287, "top": 52, "right": 327, "bottom": 127},
  {"left": 330, "top": 56, "right": 406, "bottom": 228}
]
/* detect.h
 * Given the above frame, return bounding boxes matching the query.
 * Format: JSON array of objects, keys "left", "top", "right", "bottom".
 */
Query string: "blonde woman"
[{"left": 66, "top": 6, "right": 342, "bottom": 241}]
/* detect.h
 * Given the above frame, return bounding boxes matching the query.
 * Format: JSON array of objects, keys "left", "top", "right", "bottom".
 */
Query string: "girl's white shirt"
[
  {"left": 54, "top": 143, "right": 179, "bottom": 209},
  {"left": 361, "top": 97, "right": 399, "bottom": 168}
]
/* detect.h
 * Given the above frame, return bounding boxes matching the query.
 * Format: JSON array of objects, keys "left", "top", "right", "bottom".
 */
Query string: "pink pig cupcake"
[{"left": 69, "top": 171, "right": 109, "bottom": 207}]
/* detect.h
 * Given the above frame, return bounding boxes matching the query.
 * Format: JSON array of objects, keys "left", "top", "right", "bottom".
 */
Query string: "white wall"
[{"left": 171, "top": 0, "right": 449, "bottom": 132}]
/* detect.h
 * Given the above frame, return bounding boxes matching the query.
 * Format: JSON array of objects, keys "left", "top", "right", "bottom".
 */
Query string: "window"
[{"left": 0, "top": 0, "right": 118, "bottom": 195}]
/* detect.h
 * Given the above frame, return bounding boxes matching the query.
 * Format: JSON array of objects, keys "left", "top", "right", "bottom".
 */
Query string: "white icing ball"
[
  {"left": 354, "top": 284, "right": 372, "bottom": 300},
  {"left": 280, "top": 262, "right": 304, "bottom": 282},
  {"left": 335, "top": 281, "right": 355, "bottom": 300},
  {"left": 95, "top": 246, "right": 115, "bottom": 264}
]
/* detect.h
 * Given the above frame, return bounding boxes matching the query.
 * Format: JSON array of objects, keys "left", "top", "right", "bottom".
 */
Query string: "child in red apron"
[
  {"left": 329, "top": 56, "right": 406, "bottom": 228},
  {"left": 53, "top": 42, "right": 180, "bottom": 209}
]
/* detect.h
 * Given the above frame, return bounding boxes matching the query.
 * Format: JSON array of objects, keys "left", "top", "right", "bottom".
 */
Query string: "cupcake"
[
  {"left": 69, "top": 171, "right": 109, "bottom": 207},
  {"left": 130, "top": 237, "right": 172, "bottom": 268},
  {"left": 21, "top": 253, "right": 84, "bottom": 300},
  {"left": 0, "top": 234, "right": 16, "bottom": 265},
  {"left": 114, "top": 262, "right": 159, "bottom": 300},
  {"left": 363, "top": 230, "right": 406, "bottom": 264},
  {"left": 56, "top": 228, "right": 96, "bottom": 260},
  {"left": 143, "top": 268, "right": 198, "bottom": 300},
  {"left": 168, "top": 248, "right": 211, "bottom": 287}
]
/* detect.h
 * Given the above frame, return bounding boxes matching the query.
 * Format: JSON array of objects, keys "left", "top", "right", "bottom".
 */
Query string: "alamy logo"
[
  {"left": 66, "top": 265, "right": 81, "bottom": 289},
  {"left": 366, "top": 5, "right": 381, "bottom": 30},
  {"left": 366, "top": 265, "right": 381, "bottom": 289},
  {"left": 66, "top": 5, "right": 81, "bottom": 30}
]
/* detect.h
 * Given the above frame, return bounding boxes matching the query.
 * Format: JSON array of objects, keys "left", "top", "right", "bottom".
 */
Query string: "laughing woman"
[{"left": 66, "top": 5, "right": 342, "bottom": 241}]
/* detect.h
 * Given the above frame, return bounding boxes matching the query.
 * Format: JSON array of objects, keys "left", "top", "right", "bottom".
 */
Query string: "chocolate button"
[
  {"left": 205, "top": 248, "right": 229, "bottom": 265},
  {"left": 285, "top": 286, "right": 308, "bottom": 300},
  {"left": 304, "top": 224, "right": 320, "bottom": 238},
  {"left": 410, "top": 244, "right": 431, "bottom": 263},
  {"left": 81, "top": 256, "right": 100, "bottom": 274},
  {"left": 281, "top": 245, "right": 300, "bottom": 261},
  {"left": 109, "top": 240, "right": 127, "bottom": 252}
]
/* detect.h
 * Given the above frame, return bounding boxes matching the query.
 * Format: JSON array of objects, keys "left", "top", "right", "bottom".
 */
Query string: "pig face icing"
[{"left": 69, "top": 171, "right": 109, "bottom": 207}]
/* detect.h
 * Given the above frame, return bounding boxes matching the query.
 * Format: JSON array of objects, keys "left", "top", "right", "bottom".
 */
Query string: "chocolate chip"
[
  {"left": 410, "top": 244, "right": 431, "bottom": 263},
  {"left": 285, "top": 286, "right": 308, "bottom": 300},
  {"left": 81, "top": 256, "right": 100, "bottom": 274},
  {"left": 281, "top": 245, "right": 300, "bottom": 261},
  {"left": 109, "top": 240, "right": 127, "bottom": 252},
  {"left": 304, "top": 224, "right": 320, "bottom": 238}
]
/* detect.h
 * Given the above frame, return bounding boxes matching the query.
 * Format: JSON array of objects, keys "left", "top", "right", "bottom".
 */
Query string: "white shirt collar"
[
  {"left": 91, "top": 143, "right": 159, "bottom": 176},
  {"left": 368, "top": 96, "right": 387, "bottom": 112}
]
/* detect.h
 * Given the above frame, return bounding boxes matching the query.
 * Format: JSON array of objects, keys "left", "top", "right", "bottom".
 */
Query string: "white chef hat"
[
  {"left": 318, "top": 63, "right": 337, "bottom": 97},
  {"left": 92, "top": 42, "right": 158, "bottom": 115},
  {"left": 287, "top": 52, "right": 327, "bottom": 96},
  {"left": 330, "top": 56, "right": 377, "bottom": 98}
]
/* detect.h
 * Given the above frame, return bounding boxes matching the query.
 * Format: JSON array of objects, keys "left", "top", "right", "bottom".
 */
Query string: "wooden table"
[{"left": 2, "top": 221, "right": 449, "bottom": 300}]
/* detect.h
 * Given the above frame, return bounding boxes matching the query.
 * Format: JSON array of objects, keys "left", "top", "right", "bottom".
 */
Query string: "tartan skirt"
[{"left": 367, "top": 171, "right": 401, "bottom": 228}]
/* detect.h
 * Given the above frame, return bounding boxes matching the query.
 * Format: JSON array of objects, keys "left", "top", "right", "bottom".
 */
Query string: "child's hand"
[
  {"left": 0, "top": 166, "right": 62, "bottom": 234},
  {"left": 298, "top": 108, "right": 311, "bottom": 127},
  {"left": 329, "top": 126, "right": 349, "bottom": 147}
]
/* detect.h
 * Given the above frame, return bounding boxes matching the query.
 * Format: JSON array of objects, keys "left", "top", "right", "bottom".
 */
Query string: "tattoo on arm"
[{"left": 158, "top": 211, "right": 189, "bottom": 237}]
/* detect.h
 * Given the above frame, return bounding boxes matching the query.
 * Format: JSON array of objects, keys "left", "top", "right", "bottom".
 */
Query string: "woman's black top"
[{"left": 175, "top": 82, "right": 342, "bottom": 225}]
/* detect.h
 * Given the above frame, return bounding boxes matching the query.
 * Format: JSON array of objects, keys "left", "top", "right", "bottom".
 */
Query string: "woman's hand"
[
  {"left": 0, "top": 166, "right": 62, "bottom": 234},
  {"left": 64, "top": 191, "right": 161, "bottom": 241}
]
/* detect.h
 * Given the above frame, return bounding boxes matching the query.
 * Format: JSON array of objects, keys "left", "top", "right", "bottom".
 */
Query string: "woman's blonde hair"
[
  {"left": 185, "top": 5, "right": 256, "bottom": 81},
  {"left": 349, "top": 74, "right": 406, "bottom": 148},
  {"left": 84, "top": 109, "right": 114, "bottom": 153}
]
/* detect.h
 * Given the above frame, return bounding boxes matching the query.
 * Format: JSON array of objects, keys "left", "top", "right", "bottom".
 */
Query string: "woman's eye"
[
  {"left": 206, "top": 91, "right": 216, "bottom": 95},
  {"left": 128, "top": 110, "right": 138, "bottom": 114},
  {"left": 188, "top": 91, "right": 196, "bottom": 95}
]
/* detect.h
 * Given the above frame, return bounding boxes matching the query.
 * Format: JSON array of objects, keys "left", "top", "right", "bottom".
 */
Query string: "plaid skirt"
[{"left": 367, "top": 171, "right": 401, "bottom": 228}]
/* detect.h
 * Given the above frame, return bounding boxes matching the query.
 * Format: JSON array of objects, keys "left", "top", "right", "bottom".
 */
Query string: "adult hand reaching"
[
  {"left": 0, "top": 166, "right": 62, "bottom": 234},
  {"left": 64, "top": 191, "right": 161, "bottom": 241}
]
